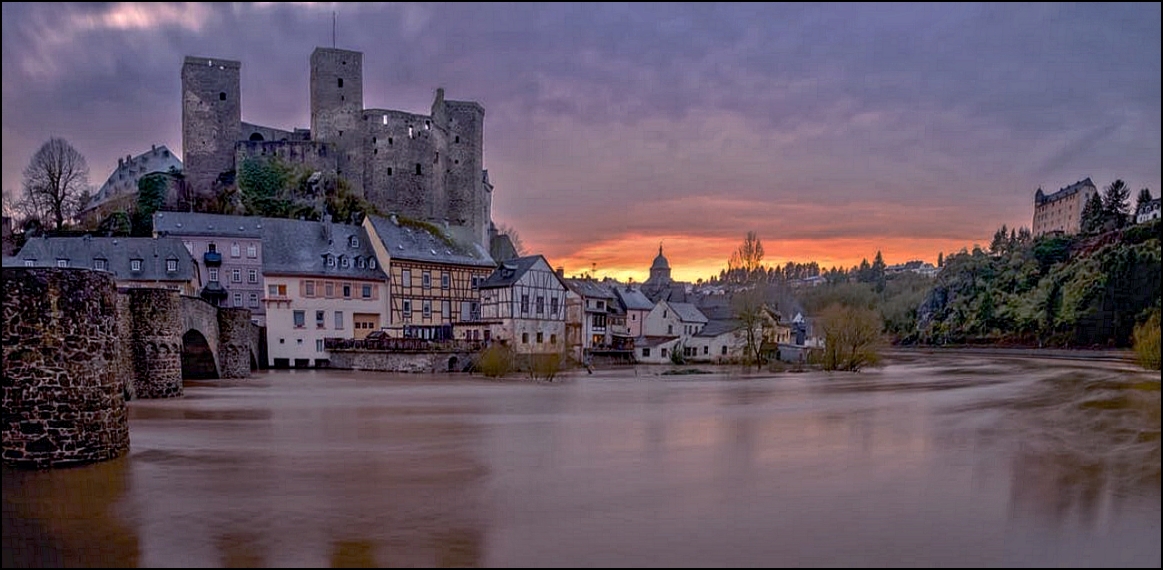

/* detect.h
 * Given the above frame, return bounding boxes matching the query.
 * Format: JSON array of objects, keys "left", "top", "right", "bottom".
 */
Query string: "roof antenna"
[{"left": 332, "top": 11, "right": 336, "bottom": 48}]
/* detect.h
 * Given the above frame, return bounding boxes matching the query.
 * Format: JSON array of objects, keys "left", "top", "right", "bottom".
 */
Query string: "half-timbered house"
[
  {"left": 363, "top": 214, "right": 497, "bottom": 342},
  {"left": 478, "top": 255, "right": 569, "bottom": 354}
]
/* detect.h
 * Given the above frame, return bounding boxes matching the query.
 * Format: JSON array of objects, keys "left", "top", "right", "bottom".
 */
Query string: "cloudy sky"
[{"left": 3, "top": 3, "right": 1159, "bottom": 282}]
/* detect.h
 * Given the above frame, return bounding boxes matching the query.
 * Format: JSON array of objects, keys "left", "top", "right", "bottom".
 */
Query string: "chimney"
[
  {"left": 118, "top": 158, "right": 124, "bottom": 168},
  {"left": 556, "top": 267, "right": 564, "bottom": 278}
]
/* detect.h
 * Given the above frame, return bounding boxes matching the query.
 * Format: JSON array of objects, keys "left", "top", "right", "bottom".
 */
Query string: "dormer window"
[
  {"left": 23, "top": 259, "right": 34, "bottom": 267},
  {"left": 349, "top": 235, "right": 359, "bottom": 248},
  {"left": 357, "top": 257, "right": 365, "bottom": 269},
  {"left": 94, "top": 259, "right": 107, "bottom": 271},
  {"left": 166, "top": 259, "right": 178, "bottom": 272},
  {"left": 341, "top": 257, "right": 350, "bottom": 268},
  {"left": 56, "top": 259, "right": 68, "bottom": 268},
  {"left": 131, "top": 259, "right": 143, "bottom": 272},
  {"left": 326, "top": 255, "right": 335, "bottom": 268},
  {"left": 369, "top": 259, "right": 377, "bottom": 269}
]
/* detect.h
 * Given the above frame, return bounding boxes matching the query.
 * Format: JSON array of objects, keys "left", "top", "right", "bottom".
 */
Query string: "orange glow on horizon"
[{"left": 544, "top": 234, "right": 978, "bottom": 283}]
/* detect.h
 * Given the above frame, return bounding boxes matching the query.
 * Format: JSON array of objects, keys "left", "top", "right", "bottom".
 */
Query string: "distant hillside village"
[{"left": 4, "top": 45, "right": 1159, "bottom": 370}]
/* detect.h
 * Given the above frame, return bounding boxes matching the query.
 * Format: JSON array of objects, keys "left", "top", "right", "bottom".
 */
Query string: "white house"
[
  {"left": 642, "top": 300, "right": 707, "bottom": 339},
  {"left": 635, "top": 335, "right": 683, "bottom": 364},
  {"left": 261, "top": 218, "right": 388, "bottom": 368},
  {"left": 687, "top": 320, "right": 750, "bottom": 363},
  {"left": 478, "top": 255, "right": 569, "bottom": 354},
  {"left": 1136, "top": 198, "right": 1160, "bottom": 224},
  {"left": 613, "top": 285, "right": 654, "bottom": 338}
]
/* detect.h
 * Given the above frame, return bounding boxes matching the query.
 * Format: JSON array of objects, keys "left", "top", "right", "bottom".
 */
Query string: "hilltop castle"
[{"left": 182, "top": 47, "right": 494, "bottom": 249}]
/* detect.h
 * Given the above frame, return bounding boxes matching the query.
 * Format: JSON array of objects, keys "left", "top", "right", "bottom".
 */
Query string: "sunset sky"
[{"left": 3, "top": 3, "right": 1160, "bottom": 283}]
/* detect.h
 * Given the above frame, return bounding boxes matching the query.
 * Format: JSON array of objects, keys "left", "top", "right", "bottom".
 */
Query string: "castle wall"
[
  {"left": 363, "top": 109, "right": 445, "bottom": 220},
  {"left": 235, "top": 140, "right": 336, "bottom": 174},
  {"left": 183, "top": 56, "right": 242, "bottom": 199},
  {"left": 241, "top": 122, "right": 310, "bottom": 143},
  {"left": 2, "top": 268, "right": 130, "bottom": 468},
  {"left": 129, "top": 289, "right": 185, "bottom": 398}
]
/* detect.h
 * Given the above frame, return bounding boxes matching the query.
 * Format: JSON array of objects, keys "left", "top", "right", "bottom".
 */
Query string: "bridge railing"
[{"left": 324, "top": 337, "right": 485, "bottom": 353}]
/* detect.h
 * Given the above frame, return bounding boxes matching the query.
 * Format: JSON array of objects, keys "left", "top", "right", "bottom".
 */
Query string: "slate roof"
[
  {"left": 153, "top": 211, "right": 265, "bottom": 238},
  {"left": 365, "top": 214, "right": 495, "bottom": 267},
  {"left": 564, "top": 278, "right": 617, "bottom": 300},
  {"left": 13, "top": 236, "right": 196, "bottom": 282},
  {"left": 479, "top": 255, "right": 553, "bottom": 289},
  {"left": 635, "top": 335, "right": 681, "bottom": 348},
  {"left": 261, "top": 218, "right": 386, "bottom": 280},
  {"left": 613, "top": 286, "right": 655, "bottom": 311},
  {"left": 668, "top": 301, "right": 708, "bottom": 324},
  {"left": 695, "top": 319, "right": 745, "bottom": 338},
  {"left": 1036, "top": 177, "right": 1095, "bottom": 204}
]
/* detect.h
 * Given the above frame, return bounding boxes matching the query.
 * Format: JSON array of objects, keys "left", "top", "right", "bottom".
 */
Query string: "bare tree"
[
  {"left": 20, "top": 137, "right": 91, "bottom": 230},
  {"left": 817, "top": 303, "right": 883, "bottom": 371},
  {"left": 727, "top": 230, "right": 765, "bottom": 283},
  {"left": 731, "top": 287, "right": 771, "bottom": 370},
  {"left": 495, "top": 222, "right": 528, "bottom": 255}
]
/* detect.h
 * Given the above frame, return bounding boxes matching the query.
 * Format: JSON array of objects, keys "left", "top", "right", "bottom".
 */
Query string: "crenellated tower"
[{"left": 181, "top": 56, "right": 241, "bottom": 199}]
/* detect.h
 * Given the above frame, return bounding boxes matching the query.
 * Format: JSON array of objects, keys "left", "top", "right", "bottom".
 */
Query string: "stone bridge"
[{"left": 3, "top": 267, "right": 262, "bottom": 468}]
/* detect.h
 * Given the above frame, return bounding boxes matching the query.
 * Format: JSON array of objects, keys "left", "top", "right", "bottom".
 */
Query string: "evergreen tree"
[
  {"left": 1080, "top": 191, "right": 1104, "bottom": 234},
  {"left": 937, "top": 252, "right": 944, "bottom": 267},
  {"left": 1102, "top": 179, "right": 1131, "bottom": 229},
  {"left": 1135, "top": 188, "right": 1154, "bottom": 218}
]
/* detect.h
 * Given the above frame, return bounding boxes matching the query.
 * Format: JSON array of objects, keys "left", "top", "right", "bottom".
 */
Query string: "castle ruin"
[{"left": 182, "top": 47, "right": 493, "bottom": 249}]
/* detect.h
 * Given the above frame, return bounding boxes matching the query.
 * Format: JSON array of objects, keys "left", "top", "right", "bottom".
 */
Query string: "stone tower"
[
  {"left": 182, "top": 56, "right": 241, "bottom": 199},
  {"left": 441, "top": 92, "right": 490, "bottom": 248},
  {"left": 310, "top": 47, "right": 365, "bottom": 197}
]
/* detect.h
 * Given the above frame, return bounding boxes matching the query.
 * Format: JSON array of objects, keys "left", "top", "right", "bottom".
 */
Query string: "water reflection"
[{"left": 2, "top": 356, "right": 1159, "bottom": 567}]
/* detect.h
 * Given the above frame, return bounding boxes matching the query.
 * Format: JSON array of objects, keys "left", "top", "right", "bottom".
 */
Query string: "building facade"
[
  {"left": 479, "top": 255, "right": 568, "bottom": 354},
  {"left": 79, "top": 144, "right": 184, "bottom": 227},
  {"left": 1032, "top": 178, "right": 1098, "bottom": 237},
  {"left": 13, "top": 236, "right": 197, "bottom": 294},
  {"left": 1136, "top": 198, "right": 1161, "bottom": 224},
  {"left": 362, "top": 214, "right": 496, "bottom": 342},
  {"left": 181, "top": 48, "right": 494, "bottom": 250},
  {"left": 261, "top": 218, "right": 387, "bottom": 368},
  {"left": 153, "top": 212, "right": 267, "bottom": 324}
]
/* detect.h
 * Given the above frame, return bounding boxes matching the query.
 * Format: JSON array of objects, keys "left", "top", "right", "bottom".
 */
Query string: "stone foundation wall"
[
  {"left": 115, "top": 293, "right": 136, "bottom": 400},
  {"left": 128, "top": 288, "right": 183, "bottom": 398},
  {"left": 328, "top": 350, "right": 476, "bottom": 373},
  {"left": 2, "top": 267, "right": 130, "bottom": 468},
  {"left": 217, "top": 308, "right": 254, "bottom": 378}
]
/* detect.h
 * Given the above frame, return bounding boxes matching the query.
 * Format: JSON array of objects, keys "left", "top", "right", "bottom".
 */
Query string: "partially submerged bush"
[
  {"left": 476, "top": 344, "right": 515, "bottom": 378},
  {"left": 1133, "top": 309, "right": 1161, "bottom": 371},
  {"left": 527, "top": 352, "right": 565, "bottom": 381}
]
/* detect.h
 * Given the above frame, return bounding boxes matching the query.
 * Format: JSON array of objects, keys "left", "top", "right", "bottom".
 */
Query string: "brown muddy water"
[{"left": 3, "top": 351, "right": 1160, "bottom": 567}]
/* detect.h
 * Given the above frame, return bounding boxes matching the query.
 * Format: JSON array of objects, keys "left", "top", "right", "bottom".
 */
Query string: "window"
[
  {"left": 208, "top": 243, "right": 217, "bottom": 253},
  {"left": 522, "top": 332, "right": 529, "bottom": 344},
  {"left": 326, "top": 255, "right": 335, "bottom": 268},
  {"left": 550, "top": 334, "right": 557, "bottom": 344},
  {"left": 361, "top": 284, "right": 372, "bottom": 299},
  {"left": 369, "top": 259, "right": 376, "bottom": 269},
  {"left": 293, "top": 311, "right": 305, "bottom": 328},
  {"left": 704, "top": 346, "right": 709, "bottom": 355},
  {"left": 357, "top": 257, "right": 365, "bottom": 269},
  {"left": 521, "top": 294, "right": 529, "bottom": 313},
  {"left": 343, "top": 284, "right": 352, "bottom": 298},
  {"left": 229, "top": 269, "right": 239, "bottom": 282},
  {"left": 233, "top": 293, "right": 242, "bottom": 307},
  {"left": 167, "top": 259, "right": 177, "bottom": 272},
  {"left": 642, "top": 348, "right": 651, "bottom": 357},
  {"left": 94, "top": 259, "right": 107, "bottom": 271},
  {"left": 536, "top": 296, "right": 544, "bottom": 313},
  {"left": 209, "top": 268, "right": 219, "bottom": 282},
  {"left": 247, "top": 269, "right": 257, "bottom": 283},
  {"left": 56, "top": 259, "right": 68, "bottom": 268},
  {"left": 422, "top": 300, "right": 432, "bottom": 319},
  {"left": 231, "top": 243, "right": 240, "bottom": 257},
  {"left": 403, "top": 299, "right": 412, "bottom": 318},
  {"left": 219, "top": 92, "right": 226, "bottom": 101},
  {"left": 268, "top": 283, "right": 286, "bottom": 296},
  {"left": 24, "top": 260, "right": 34, "bottom": 267},
  {"left": 442, "top": 300, "right": 451, "bottom": 319},
  {"left": 441, "top": 272, "right": 449, "bottom": 289},
  {"left": 550, "top": 297, "right": 559, "bottom": 315},
  {"left": 316, "top": 339, "right": 324, "bottom": 352},
  {"left": 597, "top": 300, "right": 605, "bottom": 310},
  {"left": 131, "top": 259, "right": 142, "bottom": 272},
  {"left": 341, "top": 257, "right": 349, "bottom": 268},
  {"left": 415, "top": 163, "right": 422, "bottom": 175},
  {"left": 334, "top": 311, "right": 343, "bottom": 329},
  {"left": 722, "top": 346, "right": 728, "bottom": 355},
  {"left": 249, "top": 293, "right": 259, "bottom": 308},
  {"left": 349, "top": 235, "right": 359, "bottom": 248},
  {"left": 668, "top": 324, "right": 673, "bottom": 335},
  {"left": 316, "top": 310, "right": 325, "bottom": 328},
  {"left": 325, "top": 282, "right": 334, "bottom": 297},
  {"left": 471, "top": 276, "right": 480, "bottom": 288},
  {"left": 536, "top": 332, "right": 544, "bottom": 343},
  {"left": 402, "top": 269, "right": 411, "bottom": 286},
  {"left": 663, "top": 310, "right": 668, "bottom": 318},
  {"left": 422, "top": 272, "right": 431, "bottom": 289},
  {"left": 662, "top": 348, "right": 668, "bottom": 358},
  {"left": 247, "top": 244, "right": 257, "bottom": 258}
]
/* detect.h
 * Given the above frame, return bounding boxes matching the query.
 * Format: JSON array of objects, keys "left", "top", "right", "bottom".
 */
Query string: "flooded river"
[{"left": 4, "top": 351, "right": 1160, "bottom": 567}]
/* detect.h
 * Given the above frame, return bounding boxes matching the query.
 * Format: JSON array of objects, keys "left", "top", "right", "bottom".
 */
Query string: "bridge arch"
[{"left": 181, "top": 329, "right": 219, "bottom": 379}]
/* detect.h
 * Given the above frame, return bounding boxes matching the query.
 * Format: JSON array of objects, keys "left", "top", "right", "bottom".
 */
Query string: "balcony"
[
  {"left": 199, "top": 281, "right": 228, "bottom": 304},
  {"left": 203, "top": 251, "right": 222, "bottom": 266}
]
